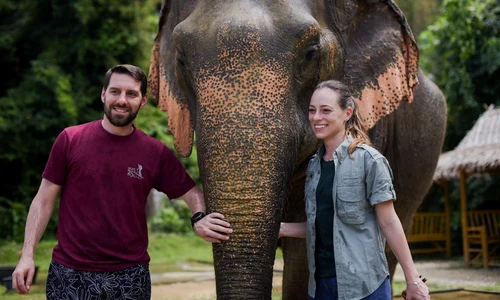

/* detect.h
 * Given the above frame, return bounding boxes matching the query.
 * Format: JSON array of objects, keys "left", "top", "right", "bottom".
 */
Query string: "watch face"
[
  {"left": 192, "top": 212, "right": 204, "bottom": 220},
  {"left": 191, "top": 212, "right": 206, "bottom": 226}
]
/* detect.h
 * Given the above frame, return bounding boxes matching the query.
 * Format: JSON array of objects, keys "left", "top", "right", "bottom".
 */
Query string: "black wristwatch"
[{"left": 191, "top": 211, "right": 206, "bottom": 228}]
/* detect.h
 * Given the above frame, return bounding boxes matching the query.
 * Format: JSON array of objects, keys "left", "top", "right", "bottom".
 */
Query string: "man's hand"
[
  {"left": 12, "top": 256, "right": 36, "bottom": 294},
  {"left": 193, "top": 212, "right": 232, "bottom": 243}
]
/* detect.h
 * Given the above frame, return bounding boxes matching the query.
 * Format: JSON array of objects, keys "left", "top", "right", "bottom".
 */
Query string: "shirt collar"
[
  {"left": 335, "top": 135, "right": 353, "bottom": 163},
  {"left": 314, "top": 135, "right": 353, "bottom": 163}
]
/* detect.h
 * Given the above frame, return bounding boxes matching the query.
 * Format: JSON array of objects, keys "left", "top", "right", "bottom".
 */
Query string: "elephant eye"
[
  {"left": 305, "top": 44, "right": 319, "bottom": 61},
  {"left": 176, "top": 51, "right": 188, "bottom": 68}
]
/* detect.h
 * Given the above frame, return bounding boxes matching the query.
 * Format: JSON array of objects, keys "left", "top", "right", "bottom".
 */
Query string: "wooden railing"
[
  {"left": 464, "top": 210, "right": 500, "bottom": 268},
  {"left": 407, "top": 212, "right": 451, "bottom": 256}
]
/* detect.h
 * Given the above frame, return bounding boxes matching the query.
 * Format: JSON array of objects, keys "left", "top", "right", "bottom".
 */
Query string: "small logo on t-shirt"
[{"left": 128, "top": 164, "right": 143, "bottom": 179}]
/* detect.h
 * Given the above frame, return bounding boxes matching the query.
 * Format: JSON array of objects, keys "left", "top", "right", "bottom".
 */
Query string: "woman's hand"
[
  {"left": 279, "top": 222, "right": 307, "bottom": 238},
  {"left": 401, "top": 277, "right": 430, "bottom": 300}
]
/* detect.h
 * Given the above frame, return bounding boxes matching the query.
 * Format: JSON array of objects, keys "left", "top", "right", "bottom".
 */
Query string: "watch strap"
[{"left": 191, "top": 211, "right": 206, "bottom": 228}]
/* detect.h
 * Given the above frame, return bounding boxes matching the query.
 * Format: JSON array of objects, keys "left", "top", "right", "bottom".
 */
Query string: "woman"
[{"left": 280, "top": 80, "right": 430, "bottom": 300}]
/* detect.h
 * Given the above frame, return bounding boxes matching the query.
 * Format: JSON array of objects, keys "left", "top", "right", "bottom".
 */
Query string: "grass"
[
  {"left": 392, "top": 280, "right": 456, "bottom": 296},
  {"left": 0, "top": 239, "right": 55, "bottom": 272},
  {"left": 392, "top": 274, "right": 500, "bottom": 298},
  {"left": 148, "top": 233, "right": 213, "bottom": 265},
  {"left": 0, "top": 233, "right": 214, "bottom": 267}
]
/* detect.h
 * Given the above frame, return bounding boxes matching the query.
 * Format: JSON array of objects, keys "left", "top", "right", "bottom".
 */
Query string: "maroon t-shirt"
[{"left": 42, "top": 120, "right": 196, "bottom": 271}]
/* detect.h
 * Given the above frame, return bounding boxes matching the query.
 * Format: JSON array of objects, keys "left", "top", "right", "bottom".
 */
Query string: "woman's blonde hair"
[{"left": 315, "top": 80, "right": 371, "bottom": 155}]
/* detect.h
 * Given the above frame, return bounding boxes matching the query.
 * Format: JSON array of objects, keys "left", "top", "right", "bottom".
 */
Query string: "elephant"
[{"left": 148, "top": 0, "right": 446, "bottom": 299}]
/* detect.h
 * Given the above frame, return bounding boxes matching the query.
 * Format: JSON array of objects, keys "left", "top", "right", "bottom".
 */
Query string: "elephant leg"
[
  {"left": 281, "top": 238, "right": 309, "bottom": 300},
  {"left": 281, "top": 163, "right": 311, "bottom": 299}
]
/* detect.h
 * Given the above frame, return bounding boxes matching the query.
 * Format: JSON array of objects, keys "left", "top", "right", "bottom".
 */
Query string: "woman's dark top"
[{"left": 315, "top": 158, "right": 336, "bottom": 278}]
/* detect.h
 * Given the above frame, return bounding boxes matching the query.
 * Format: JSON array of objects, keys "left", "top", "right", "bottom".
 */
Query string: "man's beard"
[{"left": 103, "top": 98, "right": 140, "bottom": 127}]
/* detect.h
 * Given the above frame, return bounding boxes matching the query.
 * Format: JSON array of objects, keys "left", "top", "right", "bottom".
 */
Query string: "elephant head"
[{"left": 149, "top": 1, "right": 442, "bottom": 299}]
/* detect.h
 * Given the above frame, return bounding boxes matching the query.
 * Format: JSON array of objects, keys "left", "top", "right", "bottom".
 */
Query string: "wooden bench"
[
  {"left": 464, "top": 210, "right": 500, "bottom": 268},
  {"left": 407, "top": 212, "right": 451, "bottom": 256}
]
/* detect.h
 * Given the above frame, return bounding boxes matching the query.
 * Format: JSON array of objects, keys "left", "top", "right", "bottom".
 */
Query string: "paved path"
[{"left": 393, "top": 259, "right": 500, "bottom": 287}]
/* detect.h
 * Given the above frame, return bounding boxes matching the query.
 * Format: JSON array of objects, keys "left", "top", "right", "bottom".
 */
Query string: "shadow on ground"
[{"left": 394, "top": 289, "right": 500, "bottom": 300}]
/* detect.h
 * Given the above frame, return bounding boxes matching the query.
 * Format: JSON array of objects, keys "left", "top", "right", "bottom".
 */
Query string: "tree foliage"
[{"left": 419, "top": 0, "right": 500, "bottom": 150}]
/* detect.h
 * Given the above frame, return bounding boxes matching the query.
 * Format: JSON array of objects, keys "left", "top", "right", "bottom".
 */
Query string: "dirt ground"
[{"left": 150, "top": 258, "right": 500, "bottom": 300}]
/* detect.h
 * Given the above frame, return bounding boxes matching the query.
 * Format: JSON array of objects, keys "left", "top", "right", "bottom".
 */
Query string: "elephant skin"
[{"left": 148, "top": 1, "right": 446, "bottom": 299}]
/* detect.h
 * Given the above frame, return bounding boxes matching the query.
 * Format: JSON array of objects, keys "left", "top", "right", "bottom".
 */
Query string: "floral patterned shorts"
[{"left": 46, "top": 260, "right": 151, "bottom": 300}]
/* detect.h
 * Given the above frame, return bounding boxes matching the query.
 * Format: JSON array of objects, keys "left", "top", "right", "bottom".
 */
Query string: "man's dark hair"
[{"left": 103, "top": 64, "right": 147, "bottom": 96}]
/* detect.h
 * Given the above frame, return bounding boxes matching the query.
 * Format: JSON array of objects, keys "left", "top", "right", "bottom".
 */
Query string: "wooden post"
[
  {"left": 443, "top": 181, "right": 451, "bottom": 257},
  {"left": 459, "top": 169, "right": 469, "bottom": 264}
]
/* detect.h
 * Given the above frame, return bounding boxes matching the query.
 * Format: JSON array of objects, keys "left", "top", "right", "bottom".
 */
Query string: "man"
[{"left": 12, "top": 64, "right": 232, "bottom": 299}]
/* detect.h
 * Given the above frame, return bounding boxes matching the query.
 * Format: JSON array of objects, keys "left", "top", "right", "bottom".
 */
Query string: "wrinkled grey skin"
[{"left": 148, "top": 0, "right": 446, "bottom": 299}]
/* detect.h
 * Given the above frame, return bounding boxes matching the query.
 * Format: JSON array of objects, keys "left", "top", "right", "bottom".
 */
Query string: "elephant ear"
[
  {"left": 148, "top": 1, "right": 194, "bottom": 157},
  {"left": 342, "top": 0, "right": 419, "bottom": 128}
]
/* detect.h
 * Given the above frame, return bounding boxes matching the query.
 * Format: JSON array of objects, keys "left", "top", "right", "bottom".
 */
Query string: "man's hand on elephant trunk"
[{"left": 193, "top": 212, "right": 232, "bottom": 243}]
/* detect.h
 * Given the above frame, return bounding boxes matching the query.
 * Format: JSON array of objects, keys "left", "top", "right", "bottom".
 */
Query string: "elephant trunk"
[
  {"left": 210, "top": 180, "right": 281, "bottom": 299},
  {"left": 197, "top": 120, "right": 297, "bottom": 299}
]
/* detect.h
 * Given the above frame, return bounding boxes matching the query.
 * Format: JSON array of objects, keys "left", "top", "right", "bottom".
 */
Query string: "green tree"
[{"left": 419, "top": 0, "right": 500, "bottom": 150}]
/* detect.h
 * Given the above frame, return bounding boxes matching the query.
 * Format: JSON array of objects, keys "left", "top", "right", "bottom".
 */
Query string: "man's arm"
[
  {"left": 180, "top": 186, "right": 232, "bottom": 243},
  {"left": 12, "top": 178, "right": 61, "bottom": 294}
]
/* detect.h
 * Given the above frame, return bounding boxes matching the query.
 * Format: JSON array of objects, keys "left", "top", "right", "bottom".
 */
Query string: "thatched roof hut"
[
  {"left": 432, "top": 104, "right": 500, "bottom": 268},
  {"left": 434, "top": 105, "right": 500, "bottom": 182}
]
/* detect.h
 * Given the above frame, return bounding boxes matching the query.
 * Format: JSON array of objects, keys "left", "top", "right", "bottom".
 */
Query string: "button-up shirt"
[{"left": 305, "top": 137, "right": 396, "bottom": 300}]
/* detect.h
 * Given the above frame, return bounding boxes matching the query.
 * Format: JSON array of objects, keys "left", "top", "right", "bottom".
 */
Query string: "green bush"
[
  {"left": 0, "top": 198, "right": 27, "bottom": 241},
  {"left": 149, "top": 199, "right": 193, "bottom": 234}
]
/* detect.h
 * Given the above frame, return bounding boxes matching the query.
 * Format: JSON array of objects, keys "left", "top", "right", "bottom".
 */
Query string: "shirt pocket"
[{"left": 337, "top": 186, "right": 366, "bottom": 225}]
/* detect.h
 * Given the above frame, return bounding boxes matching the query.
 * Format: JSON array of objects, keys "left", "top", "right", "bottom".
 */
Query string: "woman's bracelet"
[{"left": 406, "top": 276, "right": 427, "bottom": 286}]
